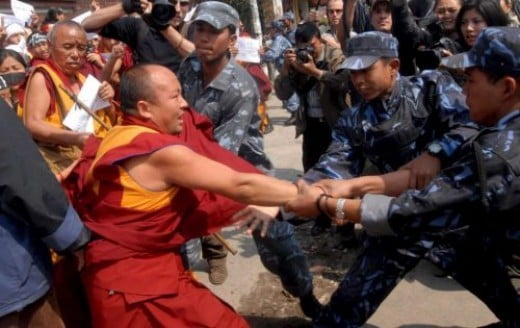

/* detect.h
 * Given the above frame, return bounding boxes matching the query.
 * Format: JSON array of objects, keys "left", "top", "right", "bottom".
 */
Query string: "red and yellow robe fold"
[{"left": 64, "top": 109, "right": 257, "bottom": 327}]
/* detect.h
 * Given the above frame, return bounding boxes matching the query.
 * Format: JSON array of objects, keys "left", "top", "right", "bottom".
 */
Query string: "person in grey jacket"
[{"left": 0, "top": 77, "right": 90, "bottom": 327}]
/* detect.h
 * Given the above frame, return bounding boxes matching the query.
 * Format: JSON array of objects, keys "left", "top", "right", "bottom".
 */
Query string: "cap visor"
[
  {"left": 441, "top": 52, "right": 476, "bottom": 69},
  {"left": 193, "top": 15, "right": 224, "bottom": 30},
  {"left": 340, "top": 56, "right": 380, "bottom": 70}
]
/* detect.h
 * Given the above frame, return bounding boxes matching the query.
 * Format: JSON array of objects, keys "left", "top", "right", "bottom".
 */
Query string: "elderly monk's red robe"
[{"left": 68, "top": 109, "right": 259, "bottom": 328}]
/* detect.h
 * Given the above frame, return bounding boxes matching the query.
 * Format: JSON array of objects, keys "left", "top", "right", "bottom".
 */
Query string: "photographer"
[
  {"left": 500, "top": 0, "right": 520, "bottom": 26},
  {"left": 82, "top": 0, "right": 194, "bottom": 73},
  {"left": 414, "top": 0, "right": 465, "bottom": 71},
  {"left": 367, "top": 0, "right": 461, "bottom": 74},
  {"left": 275, "top": 22, "right": 349, "bottom": 172}
]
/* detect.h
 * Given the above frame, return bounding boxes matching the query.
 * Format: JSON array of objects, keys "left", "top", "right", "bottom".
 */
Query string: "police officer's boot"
[
  {"left": 208, "top": 257, "right": 228, "bottom": 285},
  {"left": 299, "top": 291, "right": 324, "bottom": 319}
]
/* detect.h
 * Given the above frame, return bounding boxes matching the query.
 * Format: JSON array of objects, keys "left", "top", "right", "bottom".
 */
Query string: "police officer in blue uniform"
[
  {"left": 304, "top": 31, "right": 477, "bottom": 249},
  {"left": 288, "top": 26, "right": 520, "bottom": 327}
]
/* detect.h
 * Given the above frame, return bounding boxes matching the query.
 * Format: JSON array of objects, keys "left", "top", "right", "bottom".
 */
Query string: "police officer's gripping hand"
[
  {"left": 400, "top": 152, "right": 441, "bottom": 189},
  {"left": 285, "top": 179, "right": 324, "bottom": 218},
  {"left": 313, "top": 179, "right": 359, "bottom": 198},
  {"left": 232, "top": 206, "right": 280, "bottom": 238}
]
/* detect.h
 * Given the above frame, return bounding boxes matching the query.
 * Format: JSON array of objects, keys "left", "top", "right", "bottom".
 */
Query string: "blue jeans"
[{"left": 253, "top": 220, "right": 313, "bottom": 298}]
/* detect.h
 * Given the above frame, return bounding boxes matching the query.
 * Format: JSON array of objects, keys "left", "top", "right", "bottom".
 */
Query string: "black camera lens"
[
  {"left": 296, "top": 46, "right": 313, "bottom": 63},
  {"left": 297, "top": 49, "right": 310, "bottom": 62},
  {"left": 152, "top": 0, "right": 175, "bottom": 25},
  {"left": 151, "top": 0, "right": 176, "bottom": 26}
]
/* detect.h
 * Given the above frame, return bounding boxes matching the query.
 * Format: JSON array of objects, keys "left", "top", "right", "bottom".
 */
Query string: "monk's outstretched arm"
[{"left": 147, "top": 145, "right": 302, "bottom": 206}]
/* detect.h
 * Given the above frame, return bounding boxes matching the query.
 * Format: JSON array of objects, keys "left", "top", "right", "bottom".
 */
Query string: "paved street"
[{"left": 192, "top": 96, "right": 498, "bottom": 327}]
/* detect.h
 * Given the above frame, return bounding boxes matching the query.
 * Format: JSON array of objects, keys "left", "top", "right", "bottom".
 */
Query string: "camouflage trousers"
[
  {"left": 314, "top": 227, "right": 520, "bottom": 328},
  {"left": 253, "top": 220, "right": 313, "bottom": 298}
]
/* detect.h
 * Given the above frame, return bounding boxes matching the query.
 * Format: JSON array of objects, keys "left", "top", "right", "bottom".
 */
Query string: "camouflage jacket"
[
  {"left": 360, "top": 110, "right": 520, "bottom": 258},
  {"left": 178, "top": 54, "right": 273, "bottom": 173},
  {"left": 305, "top": 70, "right": 478, "bottom": 181},
  {"left": 263, "top": 33, "right": 293, "bottom": 70}
]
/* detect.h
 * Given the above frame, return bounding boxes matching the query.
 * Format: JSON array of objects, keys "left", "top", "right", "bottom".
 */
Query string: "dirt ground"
[{"left": 238, "top": 223, "right": 361, "bottom": 328}]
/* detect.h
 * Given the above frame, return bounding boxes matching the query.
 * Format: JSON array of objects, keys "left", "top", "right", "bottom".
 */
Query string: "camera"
[
  {"left": 416, "top": 36, "right": 460, "bottom": 71},
  {"left": 122, "top": 0, "right": 176, "bottom": 29},
  {"left": 151, "top": 0, "right": 176, "bottom": 28},
  {"left": 296, "top": 46, "right": 314, "bottom": 63}
]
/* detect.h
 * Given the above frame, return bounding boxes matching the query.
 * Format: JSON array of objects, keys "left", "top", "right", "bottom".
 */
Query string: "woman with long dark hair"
[{"left": 456, "top": 0, "right": 510, "bottom": 49}]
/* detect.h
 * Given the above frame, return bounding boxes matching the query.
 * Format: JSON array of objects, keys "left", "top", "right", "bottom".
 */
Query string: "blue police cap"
[
  {"left": 271, "top": 20, "right": 285, "bottom": 31},
  {"left": 442, "top": 27, "right": 520, "bottom": 77},
  {"left": 282, "top": 11, "right": 295, "bottom": 21},
  {"left": 340, "top": 31, "right": 399, "bottom": 70},
  {"left": 193, "top": 1, "right": 239, "bottom": 30}
]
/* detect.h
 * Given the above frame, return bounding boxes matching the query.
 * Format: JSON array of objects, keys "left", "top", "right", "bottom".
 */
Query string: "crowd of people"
[{"left": 0, "top": 0, "right": 519, "bottom": 327}]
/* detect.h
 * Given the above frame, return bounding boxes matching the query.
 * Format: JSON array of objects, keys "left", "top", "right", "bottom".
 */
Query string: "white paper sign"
[
  {"left": 236, "top": 37, "right": 261, "bottom": 64},
  {"left": 63, "top": 75, "right": 110, "bottom": 133},
  {"left": 72, "top": 11, "right": 91, "bottom": 24},
  {"left": 0, "top": 13, "right": 25, "bottom": 27},
  {"left": 10, "top": 0, "right": 34, "bottom": 23}
]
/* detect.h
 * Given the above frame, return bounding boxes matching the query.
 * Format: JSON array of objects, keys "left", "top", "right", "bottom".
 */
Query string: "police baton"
[{"left": 214, "top": 232, "right": 238, "bottom": 255}]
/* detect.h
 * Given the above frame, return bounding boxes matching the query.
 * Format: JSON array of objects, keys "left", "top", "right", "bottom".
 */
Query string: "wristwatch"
[{"left": 427, "top": 142, "right": 445, "bottom": 161}]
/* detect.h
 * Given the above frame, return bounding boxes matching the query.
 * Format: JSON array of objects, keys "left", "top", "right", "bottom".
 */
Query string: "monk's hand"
[
  {"left": 284, "top": 179, "right": 324, "bottom": 217},
  {"left": 400, "top": 151, "right": 441, "bottom": 189},
  {"left": 111, "top": 43, "right": 125, "bottom": 58},
  {"left": 86, "top": 52, "right": 103, "bottom": 67},
  {"left": 74, "top": 132, "right": 91, "bottom": 148},
  {"left": 232, "top": 205, "right": 279, "bottom": 238},
  {"left": 313, "top": 179, "right": 357, "bottom": 198},
  {"left": 98, "top": 81, "right": 115, "bottom": 101}
]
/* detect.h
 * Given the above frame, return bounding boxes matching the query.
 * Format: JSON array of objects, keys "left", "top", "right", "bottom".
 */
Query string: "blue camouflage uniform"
[
  {"left": 282, "top": 11, "right": 296, "bottom": 45},
  {"left": 264, "top": 20, "right": 300, "bottom": 116},
  {"left": 299, "top": 31, "right": 475, "bottom": 326},
  {"left": 179, "top": 54, "right": 273, "bottom": 173},
  {"left": 263, "top": 21, "right": 293, "bottom": 71},
  {"left": 177, "top": 0, "right": 314, "bottom": 310},
  {"left": 314, "top": 27, "right": 520, "bottom": 327},
  {"left": 305, "top": 32, "right": 477, "bottom": 182}
]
